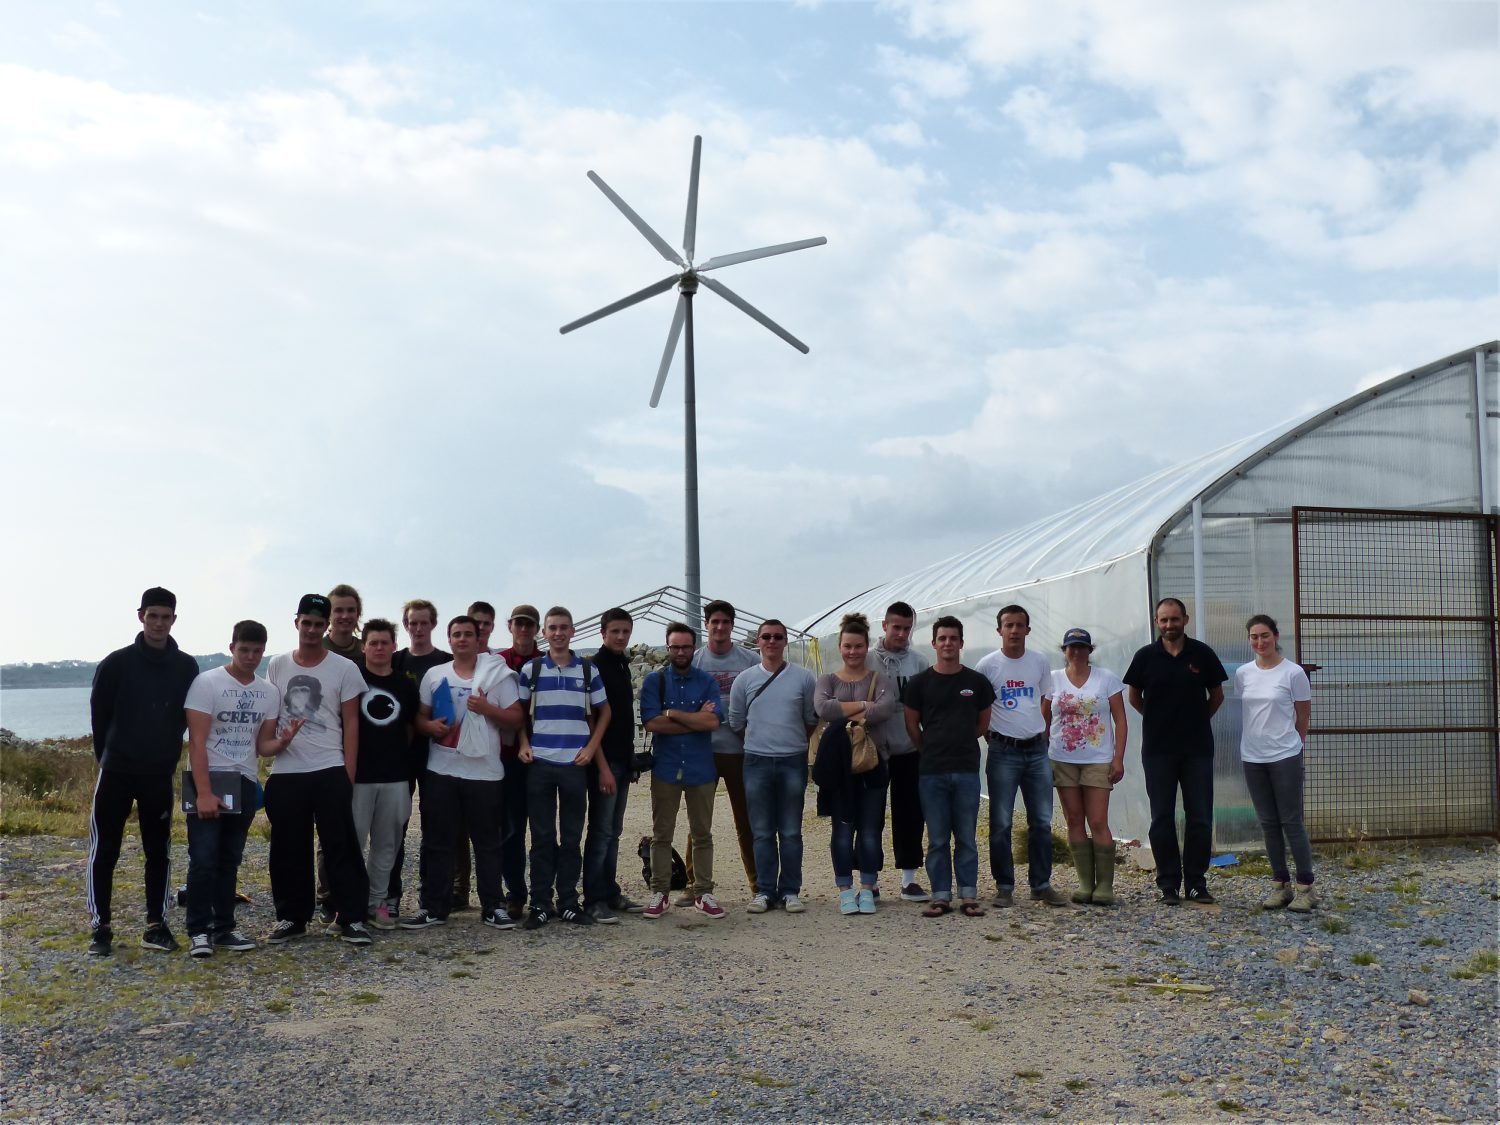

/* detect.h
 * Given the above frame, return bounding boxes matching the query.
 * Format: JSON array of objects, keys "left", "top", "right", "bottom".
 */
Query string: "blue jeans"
[
  {"left": 582, "top": 762, "right": 630, "bottom": 907},
  {"left": 743, "top": 752, "right": 808, "bottom": 900},
  {"left": 985, "top": 735, "right": 1054, "bottom": 891},
  {"left": 918, "top": 771, "right": 981, "bottom": 901},
  {"left": 830, "top": 783, "right": 887, "bottom": 889},
  {"left": 185, "top": 774, "right": 255, "bottom": 937}
]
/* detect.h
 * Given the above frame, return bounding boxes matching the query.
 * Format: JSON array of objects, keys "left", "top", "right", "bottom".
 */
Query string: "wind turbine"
[{"left": 560, "top": 135, "right": 826, "bottom": 621}]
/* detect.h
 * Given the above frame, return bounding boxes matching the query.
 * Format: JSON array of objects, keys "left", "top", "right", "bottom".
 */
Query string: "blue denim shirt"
[{"left": 639, "top": 665, "right": 722, "bottom": 786}]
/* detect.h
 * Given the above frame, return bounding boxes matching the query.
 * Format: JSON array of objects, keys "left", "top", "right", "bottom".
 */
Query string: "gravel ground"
[{"left": 2, "top": 789, "right": 1496, "bottom": 1124}]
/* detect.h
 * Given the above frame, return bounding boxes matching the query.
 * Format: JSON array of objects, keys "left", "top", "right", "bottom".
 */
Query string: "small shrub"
[
  {"left": 1351, "top": 952, "right": 1377, "bottom": 966},
  {"left": 1320, "top": 916, "right": 1350, "bottom": 935}
]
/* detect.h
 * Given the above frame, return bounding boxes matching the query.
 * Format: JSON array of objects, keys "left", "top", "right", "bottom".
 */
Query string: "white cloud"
[
  {"left": 869, "top": 119, "right": 929, "bottom": 147},
  {"left": 874, "top": 45, "right": 971, "bottom": 101},
  {"left": 1001, "top": 85, "right": 1087, "bottom": 159}
]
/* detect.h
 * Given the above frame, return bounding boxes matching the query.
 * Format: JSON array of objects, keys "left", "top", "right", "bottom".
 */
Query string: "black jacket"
[
  {"left": 90, "top": 633, "right": 200, "bottom": 774},
  {"left": 592, "top": 647, "right": 637, "bottom": 770}
]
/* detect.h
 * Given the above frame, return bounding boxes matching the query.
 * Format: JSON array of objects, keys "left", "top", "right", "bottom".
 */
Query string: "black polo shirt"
[{"left": 1122, "top": 637, "right": 1228, "bottom": 757}]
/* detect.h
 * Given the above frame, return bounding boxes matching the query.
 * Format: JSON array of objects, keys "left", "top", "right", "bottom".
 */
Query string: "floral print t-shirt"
[{"left": 1044, "top": 666, "right": 1124, "bottom": 765}]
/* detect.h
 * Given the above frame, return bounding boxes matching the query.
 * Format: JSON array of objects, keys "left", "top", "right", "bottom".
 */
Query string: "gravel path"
[{"left": 3, "top": 789, "right": 1496, "bottom": 1123}]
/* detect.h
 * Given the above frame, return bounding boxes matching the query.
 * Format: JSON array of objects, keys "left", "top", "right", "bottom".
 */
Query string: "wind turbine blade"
[
  {"left": 697, "top": 275, "right": 810, "bottom": 354},
  {"left": 587, "top": 171, "right": 686, "bottom": 268},
  {"left": 696, "top": 236, "right": 827, "bottom": 273},
  {"left": 559, "top": 274, "right": 679, "bottom": 335},
  {"left": 683, "top": 136, "right": 702, "bottom": 264},
  {"left": 650, "top": 294, "right": 688, "bottom": 408}
]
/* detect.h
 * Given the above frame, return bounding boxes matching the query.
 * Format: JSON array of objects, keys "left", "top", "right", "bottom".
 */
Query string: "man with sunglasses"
[
  {"left": 728, "top": 620, "right": 818, "bottom": 914},
  {"left": 639, "top": 622, "right": 723, "bottom": 919}
]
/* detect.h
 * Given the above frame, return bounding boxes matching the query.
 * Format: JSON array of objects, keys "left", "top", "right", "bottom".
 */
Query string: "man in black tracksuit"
[
  {"left": 580, "top": 608, "right": 641, "bottom": 923},
  {"left": 87, "top": 586, "right": 200, "bottom": 956}
]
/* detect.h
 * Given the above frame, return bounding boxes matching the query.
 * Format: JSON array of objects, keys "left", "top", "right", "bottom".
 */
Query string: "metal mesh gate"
[{"left": 1293, "top": 507, "right": 1499, "bottom": 840}]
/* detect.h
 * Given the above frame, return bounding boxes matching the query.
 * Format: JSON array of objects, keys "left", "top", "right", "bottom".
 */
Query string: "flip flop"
[
  {"left": 958, "top": 901, "right": 986, "bottom": 918},
  {"left": 922, "top": 901, "right": 952, "bottom": 918}
]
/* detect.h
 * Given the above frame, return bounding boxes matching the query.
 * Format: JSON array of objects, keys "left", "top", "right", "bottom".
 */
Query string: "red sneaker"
[
  {"left": 642, "top": 893, "right": 670, "bottom": 919},
  {"left": 694, "top": 893, "right": 725, "bottom": 919}
]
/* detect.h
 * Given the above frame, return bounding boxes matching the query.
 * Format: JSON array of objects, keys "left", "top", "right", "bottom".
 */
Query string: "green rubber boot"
[
  {"left": 1091, "top": 842, "right": 1117, "bottom": 907},
  {"left": 1070, "top": 842, "right": 1095, "bottom": 904}
]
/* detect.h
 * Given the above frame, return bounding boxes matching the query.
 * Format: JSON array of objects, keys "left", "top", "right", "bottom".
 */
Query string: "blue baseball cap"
[{"left": 1061, "top": 628, "right": 1093, "bottom": 649}]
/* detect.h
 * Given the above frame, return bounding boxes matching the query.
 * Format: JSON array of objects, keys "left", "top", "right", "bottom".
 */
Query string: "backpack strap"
[{"left": 581, "top": 656, "right": 594, "bottom": 720}]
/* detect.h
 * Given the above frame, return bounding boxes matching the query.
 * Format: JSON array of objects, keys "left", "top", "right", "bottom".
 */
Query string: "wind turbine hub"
[{"left": 677, "top": 273, "right": 700, "bottom": 295}]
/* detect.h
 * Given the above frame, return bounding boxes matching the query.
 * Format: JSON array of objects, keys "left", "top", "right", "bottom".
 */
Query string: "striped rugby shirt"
[{"left": 518, "top": 651, "right": 609, "bottom": 765}]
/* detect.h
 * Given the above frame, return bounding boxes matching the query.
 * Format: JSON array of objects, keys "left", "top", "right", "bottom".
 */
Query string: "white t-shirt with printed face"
[
  {"left": 420, "top": 660, "right": 520, "bottom": 782},
  {"left": 266, "top": 651, "right": 367, "bottom": 774},
  {"left": 1235, "top": 659, "right": 1312, "bottom": 764},
  {"left": 1044, "top": 666, "right": 1124, "bottom": 765},
  {"left": 184, "top": 667, "right": 282, "bottom": 781},
  {"left": 974, "top": 649, "right": 1051, "bottom": 739}
]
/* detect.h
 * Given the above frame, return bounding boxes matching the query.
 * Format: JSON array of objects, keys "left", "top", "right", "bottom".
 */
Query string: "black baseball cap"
[
  {"left": 139, "top": 586, "right": 176, "bottom": 611},
  {"left": 297, "top": 593, "right": 332, "bottom": 619}
]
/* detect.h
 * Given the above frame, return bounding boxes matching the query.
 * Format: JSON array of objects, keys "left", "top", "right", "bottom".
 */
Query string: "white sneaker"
[
  {"left": 746, "top": 894, "right": 771, "bottom": 914},
  {"left": 782, "top": 894, "right": 806, "bottom": 914}
]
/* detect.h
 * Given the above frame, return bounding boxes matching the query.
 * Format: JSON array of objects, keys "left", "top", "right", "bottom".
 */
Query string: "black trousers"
[
  {"left": 265, "top": 767, "right": 369, "bottom": 925},
  {"left": 87, "top": 768, "right": 174, "bottom": 930},
  {"left": 886, "top": 752, "right": 926, "bottom": 872},
  {"left": 1143, "top": 752, "right": 1215, "bottom": 893},
  {"left": 418, "top": 771, "right": 504, "bottom": 918}
]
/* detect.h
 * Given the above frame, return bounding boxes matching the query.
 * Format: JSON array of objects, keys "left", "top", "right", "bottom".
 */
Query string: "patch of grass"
[
  {"left": 350, "top": 991, "right": 381, "bottom": 1005},
  {"left": 742, "top": 1071, "right": 794, "bottom": 1089},
  {"left": 1014, "top": 1069, "right": 1042, "bottom": 1080},
  {"left": 971, "top": 1017, "right": 996, "bottom": 1031},
  {"left": 1389, "top": 878, "right": 1420, "bottom": 894},
  {"left": 1062, "top": 1078, "right": 1088, "bottom": 1092},
  {"left": 1451, "top": 949, "right": 1499, "bottom": 979},
  {"left": 1320, "top": 916, "right": 1350, "bottom": 935},
  {"left": 450, "top": 970, "right": 476, "bottom": 979},
  {"left": 1217, "top": 1098, "right": 1246, "bottom": 1113},
  {"left": 169, "top": 1055, "right": 195, "bottom": 1069},
  {"left": 1351, "top": 952, "right": 1377, "bottom": 966},
  {"left": 264, "top": 999, "right": 290, "bottom": 1013},
  {"left": 1419, "top": 936, "right": 1445, "bottom": 947}
]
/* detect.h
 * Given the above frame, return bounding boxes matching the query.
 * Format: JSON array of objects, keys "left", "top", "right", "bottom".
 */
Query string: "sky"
[{"left": 1, "top": 0, "right": 1496, "bottom": 663}]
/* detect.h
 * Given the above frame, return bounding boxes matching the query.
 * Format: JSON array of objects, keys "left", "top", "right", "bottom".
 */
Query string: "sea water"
[{"left": 0, "top": 688, "right": 92, "bottom": 739}]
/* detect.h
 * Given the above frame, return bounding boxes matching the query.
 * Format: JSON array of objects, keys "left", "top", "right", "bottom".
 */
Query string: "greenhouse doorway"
[{"left": 1292, "top": 507, "right": 1500, "bottom": 840}]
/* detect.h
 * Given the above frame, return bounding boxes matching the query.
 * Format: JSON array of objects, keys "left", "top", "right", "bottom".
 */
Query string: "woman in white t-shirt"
[
  {"left": 1040, "top": 628, "right": 1127, "bottom": 906},
  {"left": 1235, "top": 614, "right": 1315, "bottom": 912}
]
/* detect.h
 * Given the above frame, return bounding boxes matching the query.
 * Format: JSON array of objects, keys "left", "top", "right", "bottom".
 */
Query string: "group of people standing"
[{"left": 83, "top": 585, "right": 1317, "bottom": 957}]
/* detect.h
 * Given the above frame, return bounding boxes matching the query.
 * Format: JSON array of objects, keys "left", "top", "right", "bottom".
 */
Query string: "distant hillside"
[{"left": 3, "top": 654, "right": 233, "bottom": 689}]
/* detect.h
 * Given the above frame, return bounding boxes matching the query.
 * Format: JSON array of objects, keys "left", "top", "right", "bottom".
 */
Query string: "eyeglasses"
[
  {"left": 758, "top": 634, "right": 787, "bottom": 642},
  {"left": 666, "top": 644, "right": 694, "bottom": 652}
]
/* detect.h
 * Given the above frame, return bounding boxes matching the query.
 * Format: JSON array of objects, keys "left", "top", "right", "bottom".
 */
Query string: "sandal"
[
  {"left": 922, "top": 901, "right": 952, "bottom": 918},
  {"left": 958, "top": 901, "right": 986, "bottom": 918}
]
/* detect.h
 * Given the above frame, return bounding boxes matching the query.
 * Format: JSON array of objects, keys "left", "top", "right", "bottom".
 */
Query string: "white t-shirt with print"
[
  {"left": 1235, "top": 659, "right": 1312, "bottom": 764},
  {"left": 266, "top": 651, "right": 367, "bottom": 774},
  {"left": 1044, "top": 666, "right": 1124, "bottom": 765},
  {"left": 184, "top": 667, "right": 282, "bottom": 781},
  {"left": 420, "top": 659, "right": 520, "bottom": 782},
  {"left": 974, "top": 649, "right": 1051, "bottom": 739}
]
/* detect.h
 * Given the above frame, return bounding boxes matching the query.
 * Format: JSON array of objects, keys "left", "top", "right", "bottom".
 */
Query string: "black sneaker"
[
  {"left": 483, "top": 907, "right": 517, "bottom": 931},
  {"left": 317, "top": 904, "right": 336, "bottom": 926},
  {"left": 87, "top": 926, "right": 113, "bottom": 956},
  {"left": 398, "top": 909, "right": 445, "bottom": 930},
  {"left": 1159, "top": 888, "right": 1182, "bottom": 906},
  {"left": 267, "top": 919, "right": 308, "bottom": 944},
  {"left": 558, "top": 906, "right": 594, "bottom": 926},
  {"left": 189, "top": 933, "right": 214, "bottom": 959},
  {"left": 522, "top": 908, "right": 550, "bottom": 931},
  {"left": 214, "top": 929, "right": 256, "bottom": 951},
  {"left": 899, "top": 883, "right": 930, "bottom": 902},
  {"left": 1186, "top": 886, "right": 1216, "bottom": 905},
  {"left": 141, "top": 922, "right": 179, "bottom": 952},
  {"left": 339, "top": 921, "right": 374, "bottom": 945}
]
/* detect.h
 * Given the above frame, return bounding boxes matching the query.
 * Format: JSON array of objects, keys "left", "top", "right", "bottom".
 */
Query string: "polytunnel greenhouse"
[{"left": 802, "top": 343, "right": 1499, "bottom": 847}]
